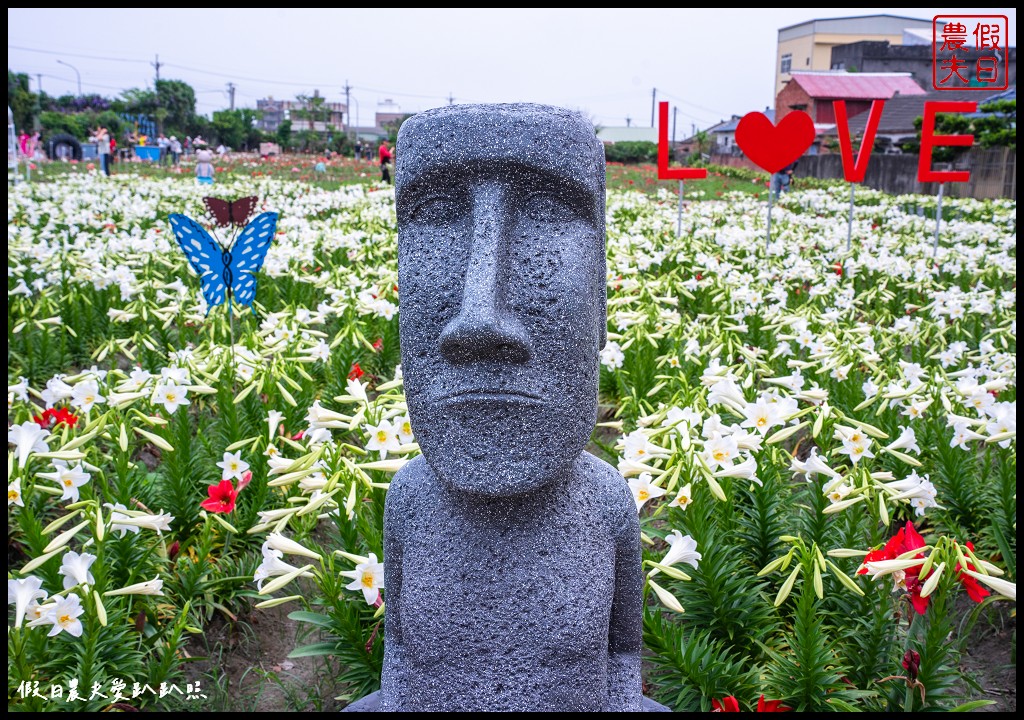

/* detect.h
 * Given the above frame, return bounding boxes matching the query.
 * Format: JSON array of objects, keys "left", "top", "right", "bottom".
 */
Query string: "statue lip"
[{"left": 434, "top": 388, "right": 543, "bottom": 403}]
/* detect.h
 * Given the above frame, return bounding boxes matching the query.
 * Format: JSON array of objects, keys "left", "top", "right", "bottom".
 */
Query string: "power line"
[{"left": 8, "top": 44, "right": 149, "bottom": 64}]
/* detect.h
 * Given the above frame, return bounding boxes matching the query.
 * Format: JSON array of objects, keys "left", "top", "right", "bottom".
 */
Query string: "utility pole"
[
  {"left": 152, "top": 54, "right": 163, "bottom": 134},
  {"left": 625, "top": 116, "right": 631, "bottom": 127},
  {"left": 227, "top": 83, "right": 236, "bottom": 111},
  {"left": 36, "top": 74, "right": 42, "bottom": 94},
  {"left": 447, "top": 92, "right": 455, "bottom": 105},
  {"left": 672, "top": 106, "right": 677, "bottom": 143},
  {"left": 343, "top": 80, "right": 353, "bottom": 138},
  {"left": 651, "top": 88, "right": 656, "bottom": 127}
]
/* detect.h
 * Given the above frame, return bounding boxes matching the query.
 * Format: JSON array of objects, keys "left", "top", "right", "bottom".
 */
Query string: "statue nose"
[{"left": 438, "top": 185, "right": 532, "bottom": 365}]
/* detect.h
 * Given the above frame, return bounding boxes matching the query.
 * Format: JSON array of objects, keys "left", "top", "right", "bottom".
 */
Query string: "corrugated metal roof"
[{"left": 790, "top": 72, "right": 927, "bottom": 99}]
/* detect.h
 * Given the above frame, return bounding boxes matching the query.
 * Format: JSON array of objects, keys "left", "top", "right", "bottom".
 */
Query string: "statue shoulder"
[
  {"left": 385, "top": 455, "right": 437, "bottom": 515},
  {"left": 576, "top": 452, "right": 638, "bottom": 533}
]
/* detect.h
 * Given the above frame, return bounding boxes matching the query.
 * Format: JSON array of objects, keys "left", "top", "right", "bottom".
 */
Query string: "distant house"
[
  {"left": 776, "top": 71, "right": 926, "bottom": 125},
  {"left": 776, "top": 14, "right": 938, "bottom": 96},
  {"left": 256, "top": 92, "right": 346, "bottom": 134},
  {"left": 818, "top": 86, "right": 1015, "bottom": 152},
  {"left": 703, "top": 109, "right": 775, "bottom": 155},
  {"left": 831, "top": 40, "right": 1018, "bottom": 92}
]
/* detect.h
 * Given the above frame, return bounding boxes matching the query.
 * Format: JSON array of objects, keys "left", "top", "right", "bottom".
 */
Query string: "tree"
[
  {"left": 293, "top": 92, "right": 330, "bottom": 132},
  {"left": 693, "top": 130, "right": 711, "bottom": 158},
  {"left": 155, "top": 79, "right": 197, "bottom": 135},
  {"left": 211, "top": 109, "right": 245, "bottom": 149},
  {"left": 909, "top": 100, "right": 1016, "bottom": 159},
  {"left": 7, "top": 71, "right": 37, "bottom": 132},
  {"left": 276, "top": 119, "right": 292, "bottom": 149}
]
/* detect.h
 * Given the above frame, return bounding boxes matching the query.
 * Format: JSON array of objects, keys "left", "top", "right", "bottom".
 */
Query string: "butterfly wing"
[
  {"left": 229, "top": 211, "right": 278, "bottom": 307},
  {"left": 229, "top": 196, "right": 259, "bottom": 226},
  {"left": 168, "top": 214, "right": 228, "bottom": 309},
  {"left": 203, "top": 196, "right": 259, "bottom": 227},
  {"left": 202, "top": 197, "right": 232, "bottom": 227}
]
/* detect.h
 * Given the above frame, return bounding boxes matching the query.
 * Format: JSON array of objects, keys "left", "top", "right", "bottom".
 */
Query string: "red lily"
[
  {"left": 859, "top": 521, "right": 931, "bottom": 615},
  {"left": 33, "top": 406, "right": 79, "bottom": 429},
  {"left": 757, "top": 695, "right": 792, "bottom": 712},
  {"left": 955, "top": 541, "right": 990, "bottom": 604},
  {"left": 712, "top": 696, "right": 740, "bottom": 712},
  {"left": 348, "top": 362, "right": 365, "bottom": 380},
  {"left": 200, "top": 480, "right": 237, "bottom": 514}
]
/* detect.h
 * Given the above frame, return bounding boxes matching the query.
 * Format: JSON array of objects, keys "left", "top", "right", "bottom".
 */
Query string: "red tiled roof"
[{"left": 790, "top": 73, "right": 927, "bottom": 100}]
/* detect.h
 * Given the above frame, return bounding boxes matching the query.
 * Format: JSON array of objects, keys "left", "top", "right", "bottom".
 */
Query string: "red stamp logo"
[{"left": 933, "top": 15, "right": 1009, "bottom": 90}]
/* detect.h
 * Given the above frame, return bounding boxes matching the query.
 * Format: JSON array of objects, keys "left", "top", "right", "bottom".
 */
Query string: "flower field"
[{"left": 7, "top": 167, "right": 1016, "bottom": 711}]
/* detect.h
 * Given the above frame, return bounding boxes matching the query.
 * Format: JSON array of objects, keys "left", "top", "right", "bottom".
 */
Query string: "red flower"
[
  {"left": 956, "top": 541, "right": 990, "bottom": 604},
  {"left": 33, "top": 406, "right": 79, "bottom": 429},
  {"left": 712, "top": 696, "right": 740, "bottom": 712},
  {"left": 200, "top": 480, "right": 237, "bottom": 514},
  {"left": 372, "top": 338, "right": 384, "bottom": 352},
  {"left": 902, "top": 650, "right": 921, "bottom": 681},
  {"left": 859, "top": 521, "right": 931, "bottom": 614},
  {"left": 757, "top": 695, "right": 791, "bottom": 712},
  {"left": 348, "top": 363, "right": 365, "bottom": 380}
]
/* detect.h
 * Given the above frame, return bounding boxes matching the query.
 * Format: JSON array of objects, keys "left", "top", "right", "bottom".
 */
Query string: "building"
[
  {"left": 375, "top": 99, "right": 406, "bottom": 130},
  {"left": 256, "top": 91, "right": 347, "bottom": 134},
  {"left": 776, "top": 14, "right": 936, "bottom": 96},
  {"left": 818, "top": 86, "right": 1015, "bottom": 153},
  {"left": 831, "top": 41, "right": 1017, "bottom": 92},
  {"left": 703, "top": 109, "right": 775, "bottom": 155},
  {"left": 776, "top": 71, "right": 926, "bottom": 125}
]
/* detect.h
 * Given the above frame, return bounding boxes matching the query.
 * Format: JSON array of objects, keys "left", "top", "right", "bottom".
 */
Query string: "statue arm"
[{"left": 606, "top": 507, "right": 644, "bottom": 711}]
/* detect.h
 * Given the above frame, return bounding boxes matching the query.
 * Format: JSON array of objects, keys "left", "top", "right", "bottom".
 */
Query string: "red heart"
[{"left": 735, "top": 111, "right": 816, "bottom": 174}]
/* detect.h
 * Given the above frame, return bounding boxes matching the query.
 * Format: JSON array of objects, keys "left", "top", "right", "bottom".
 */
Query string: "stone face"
[{"left": 380, "top": 103, "right": 643, "bottom": 712}]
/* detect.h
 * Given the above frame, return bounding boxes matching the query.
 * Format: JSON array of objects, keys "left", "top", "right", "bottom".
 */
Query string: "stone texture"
[
  {"left": 341, "top": 691, "right": 672, "bottom": 712},
  {"left": 375, "top": 103, "right": 645, "bottom": 712}
]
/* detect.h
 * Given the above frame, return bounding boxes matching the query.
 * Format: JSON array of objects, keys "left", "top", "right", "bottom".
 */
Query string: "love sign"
[
  {"left": 658, "top": 100, "right": 980, "bottom": 184},
  {"left": 734, "top": 111, "right": 816, "bottom": 174}
]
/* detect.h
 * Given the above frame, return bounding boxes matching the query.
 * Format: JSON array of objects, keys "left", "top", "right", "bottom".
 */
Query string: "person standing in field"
[
  {"left": 96, "top": 126, "right": 112, "bottom": 177},
  {"left": 379, "top": 139, "right": 393, "bottom": 184}
]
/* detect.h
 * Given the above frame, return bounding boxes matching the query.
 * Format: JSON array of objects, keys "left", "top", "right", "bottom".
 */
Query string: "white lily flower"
[
  {"left": 45, "top": 594, "right": 85, "bottom": 637},
  {"left": 104, "top": 578, "right": 164, "bottom": 596},
  {"left": 8, "top": 576, "right": 48, "bottom": 628},
  {"left": 339, "top": 552, "right": 385, "bottom": 605},
  {"left": 59, "top": 550, "right": 97, "bottom": 590},
  {"left": 8, "top": 421, "right": 51, "bottom": 468},
  {"left": 627, "top": 472, "right": 666, "bottom": 512},
  {"left": 266, "top": 532, "right": 322, "bottom": 560},
  {"left": 661, "top": 530, "right": 702, "bottom": 569},
  {"left": 884, "top": 426, "right": 920, "bottom": 454}
]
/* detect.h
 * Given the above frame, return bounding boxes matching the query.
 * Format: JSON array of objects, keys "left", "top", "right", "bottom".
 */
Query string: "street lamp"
[{"left": 56, "top": 60, "right": 82, "bottom": 97}]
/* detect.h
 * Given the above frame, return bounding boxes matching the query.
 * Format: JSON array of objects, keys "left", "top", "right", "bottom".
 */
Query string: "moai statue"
[{"left": 376, "top": 103, "right": 652, "bottom": 712}]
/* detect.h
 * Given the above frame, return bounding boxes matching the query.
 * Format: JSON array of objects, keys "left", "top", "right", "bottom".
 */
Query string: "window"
[{"left": 781, "top": 54, "right": 792, "bottom": 74}]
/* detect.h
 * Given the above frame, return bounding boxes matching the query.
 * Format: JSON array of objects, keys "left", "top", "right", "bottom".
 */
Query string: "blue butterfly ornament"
[{"left": 168, "top": 206, "right": 278, "bottom": 316}]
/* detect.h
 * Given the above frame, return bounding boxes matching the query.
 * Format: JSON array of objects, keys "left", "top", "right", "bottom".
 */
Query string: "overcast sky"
[{"left": 8, "top": 8, "right": 1017, "bottom": 131}]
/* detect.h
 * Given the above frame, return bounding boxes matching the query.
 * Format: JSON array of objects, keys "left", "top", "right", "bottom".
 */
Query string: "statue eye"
[
  {"left": 409, "top": 195, "right": 465, "bottom": 224},
  {"left": 523, "top": 192, "right": 577, "bottom": 223}
]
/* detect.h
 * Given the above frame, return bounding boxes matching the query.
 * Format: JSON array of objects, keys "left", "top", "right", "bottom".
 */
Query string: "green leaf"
[
  {"left": 288, "top": 641, "right": 341, "bottom": 658},
  {"left": 288, "top": 610, "right": 335, "bottom": 629},
  {"left": 950, "top": 700, "right": 997, "bottom": 712}
]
